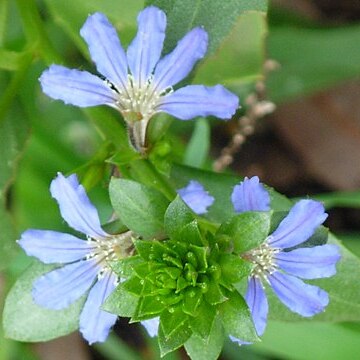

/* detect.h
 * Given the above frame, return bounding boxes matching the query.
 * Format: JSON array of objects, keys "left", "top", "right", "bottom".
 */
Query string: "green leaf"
[
  {"left": 194, "top": 11, "right": 267, "bottom": 91},
  {"left": 109, "top": 255, "right": 142, "bottom": 277},
  {"left": 161, "top": 306, "right": 189, "bottom": 338},
  {"left": 217, "top": 212, "right": 271, "bottom": 254},
  {"left": 0, "top": 50, "right": 31, "bottom": 71},
  {"left": 185, "top": 315, "right": 225, "bottom": 360},
  {"left": 219, "top": 254, "right": 252, "bottom": 284},
  {"left": 134, "top": 295, "right": 167, "bottom": 319},
  {"left": 189, "top": 301, "right": 216, "bottom": 338},
  {"left": 184, "top": 118, "right": 210, "bottom": 168},
  {"left": 158, "top": 312, "right": 192, "bottom": 356},
  {"left": 219, "top": 291, "right": 258, "bottom": 342},
  {"left": 164, "top": 196, "right": 195, "bottom": 240},
  {"left": 146, "top": 0, "right": 267, "bottom": 55},
  {"left": 123, "top": 276, "right": 144, "bottom": 296},
  {"left": 103, "top": 283, "right": 139, "bottom": 317},
  {"left": 204, "top": 281, "right": 228, "bottom": 305},
  {"left": 170, "top": 164, "right": 292, "bottom": 223},
  {"left": 109, "top": 178, "right": 169, "bottom": 238},
  {"left": 3, "top": 261, "right": 86, "bottom": 342},
  {"left": 182, "top": 287, "right": 203, "bottom": 316}
]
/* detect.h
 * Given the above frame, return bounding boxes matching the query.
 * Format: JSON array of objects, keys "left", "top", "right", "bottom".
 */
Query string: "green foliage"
[
  {"left": 3, "top": 261, "right": 85, "bottom": 342},
  {"left": 109, "top": 178, "right": 170, "bottom": 238}
]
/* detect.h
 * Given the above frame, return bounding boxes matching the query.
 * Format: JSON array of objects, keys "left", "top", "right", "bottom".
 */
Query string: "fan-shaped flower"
[
  {"left": 18, "top": 173, "right": 134, "bottom": 344},
  {"left": 230, "top": 176, "right": 341, "bottom": 341},
  {"left": 40, "top": 6, "right": 239, "bottom": 151}
]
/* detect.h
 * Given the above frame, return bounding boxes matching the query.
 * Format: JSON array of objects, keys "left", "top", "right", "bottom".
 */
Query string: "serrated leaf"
[
  {"left": 3, "top": 261, "right": 86, "bottom": 342},
  {"left": 110, "top": 178, "right": 169, "bottom": 238},
  {"left": 219, "top": 291, "right": 258, "bottom": 342},
  {"left": 182, "top": 287, "right": 203, "bottom": 316},
  {"left": 164, "top": 196, "right": 195, "bottom": 241},
  {"left": 217, "top": 212, "right": 271, "bottom": 254},
  {"left": 103, "top": 283, "right": 139, "bottom": 317},
  {"left": 185, "top": 315, "right": 225, "bottom": 360},
  {"left": 189, "top": 301, "right": 216, "bottom": 338},
  {"left": 160, "top": 306, "right": 189, "bottom": 339}
]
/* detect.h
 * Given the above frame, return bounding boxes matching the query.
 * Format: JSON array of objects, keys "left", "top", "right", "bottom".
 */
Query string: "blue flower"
[
  {"left": 177, "top": 180, "right": 214, "bottom": 214},
  {"left": 18, "top": 173, "right": 134, "bottom": 344},
  {"left": 230, "top": 176, "right": 341, "bottom": 342},
  {"left": 40, "top": 6, "right": 239, "bottom": 149}
]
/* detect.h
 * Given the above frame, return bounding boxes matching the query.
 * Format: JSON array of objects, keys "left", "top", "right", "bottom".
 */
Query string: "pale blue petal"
[
  {"left": 39, "top": 65, "right": 117, "bottom": 107},
  {"left": 153, "top": 27, "right": 208, "bottom": 90},
  {"left": 50, "top": 173, "right": 108, "bottom": 239},
  {"left": 229, "top": 277, "right": 268, "bottom": 345},
  {"left": 141, "top": 317, "right": 160, "bottom": 337},
  {"left": 231, "top": 176, "right": 270, "bottom": 213},
  {"left": 33, "top": 260, "right": 99, "bottom": 310},
  {"left": 269, "top": 272, "right": 329, "bottom": 317},
  {"left": 245, "top": 277, "right": 268, "bottom": 336},
  {"left": 18, "top": 229, "right": 95, "bottom": 264},
  {"left": 269, "top": 200, "right": 328, "bottom": 249},
  {"left": 158, "top": 85, "right": 239, "bottom": 120},
  {"left": 177, "top": 180, "right": 214, "bottom": 214},
  {"left": 80, "top": 12, "right": 128, "bottom": 90},
  {"left": 80, "top": 272, "right": 118, "bottom": 344},
  {"left": 275, "top": 244, "right": 341, "bottom": 279},
  {"left": 127, "top": 6, "right": 166, "bottom": 87}
]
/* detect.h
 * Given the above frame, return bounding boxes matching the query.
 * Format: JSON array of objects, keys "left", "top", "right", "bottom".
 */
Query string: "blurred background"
[{"left": 1, "top": 0, "right": 360, "bottom": 359}]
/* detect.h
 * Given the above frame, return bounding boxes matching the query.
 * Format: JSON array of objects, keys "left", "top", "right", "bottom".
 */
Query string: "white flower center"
[
  {"left": 86, "top": 231, "right": 134, "bottom": 278},
  {"left": 110, "top": 75, "right": 172, "bottom": 122},
  {"left": 243, "top": 238, "right": 280, "bottom": 281}
]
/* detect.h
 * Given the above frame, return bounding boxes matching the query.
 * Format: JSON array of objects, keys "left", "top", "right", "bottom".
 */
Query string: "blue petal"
[
  {"left": 158, "top": 85, "right": 238, "bottom": 120},
  {"left": 269, "top": 271, "right": 329, "bottom": 317},
  {"left": 153, "top": 27, "right": 208, "bottom": 90},
  {"left": 141, "top": 317, "right": 160, "bottom": 337},
  {"left": 80, "top": 271, "right": 118, "bottom": 344},
  {"left": 229, "top": 277, "right": 268, "bottom": 345},
  {"left": 39, "top": 65, "right": 117, "bottom": 107},
  {"left": 80, "top": 12, "right": 128, "bottom": 90},
  {"left": 177, "top": 180, "right": 214, "bottom": 214},
  {"left": 275, "top": 244, "right": 341, "bottom": 279},
  {"left": 33, "top": 260, "right": 99, "bottom": 310},
  {"left": 50, "top": 173, "right": 108, "bottom": 239},
  {"left": 245, "top": 277, "right": 268, "bottom": 336},
  {"left": 127, "top": 6, "right": 166, "bottom": 87},
  {"left": 231, "top": 176, "right": 270, "bottom": 213},
  {"left": 18, "top": 229, "right": 95, "bottom": 264},
  {"left": 269, "top": 200, "right": 328, "bottom": 249}
]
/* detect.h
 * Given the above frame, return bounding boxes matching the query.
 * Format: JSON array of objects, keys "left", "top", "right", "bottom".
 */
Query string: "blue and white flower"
[
  {"left": 18, "top": 173, "right": 134, "bottom": 344},
  {"left": 230, "top": 176, "right": 341, "bottom": 340},
  {"left": 40, "top": 6, "right": 239, "bottom": 151}
]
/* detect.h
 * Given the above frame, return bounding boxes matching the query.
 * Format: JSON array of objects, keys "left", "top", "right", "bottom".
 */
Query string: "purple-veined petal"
[
  {"left": 177, "top": 180, "right": 214, "bottom": 215},
  {"left": 39, "top": 65, "right": 117, "bottom": 107},
  {"left": 158, "top": 84, "right": 238, "bottom": 120},
  {"left": 80, "top": 271, "right": 118, "bottom": 344},
  {"left": 127, "top": 6, "right": 166, "bottom": 87},
  {"left": 275, "top": 244, "right": 341, "bottom": 279},
  {"left": 229, "top": 276, "right": 268, "bottom": 345},
  {"left": 269, "top": 200, "right": 328, "bottom": 249},
  {"left": 50, "top": 173, "right": 108, "bottom": 239},
  {"left": 141, "top": 317, "right": 160, "bottom": 337},
  {"left": 33, "top": 259, "right": 100, "bottom": 310},
  {"left": 153, "top": 27, "right": 208, "bottom": 90},
  {"left": 231, "top": 176, "right": 270, "bottom": 213},
  {"left": 269, "top": 271, "right": 329, "bottom": 317},
  {"left": 18, "top": 229, "right": 95, "bottom": 264},
  {"left": 80, "top": 12, "right": 128, "bottom": 90}
]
